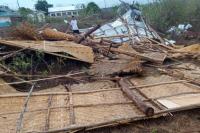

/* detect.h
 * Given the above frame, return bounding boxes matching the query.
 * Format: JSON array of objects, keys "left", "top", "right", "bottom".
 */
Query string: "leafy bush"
[
  {"left": 141, "top": 0, "right": 200, "bottom": 32},
  {"left": 18, "top": 7, "right": 33, "bottom": 20},
  {"left": 9, "top": 53, "right": 32, "bottom": 73},
  {"left": 85, "top": 2, "right": 101, "bottom": 15}
]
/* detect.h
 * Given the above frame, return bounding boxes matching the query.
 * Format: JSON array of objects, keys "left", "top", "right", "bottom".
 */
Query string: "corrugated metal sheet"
[{"left": 92, "top": 9, "right": 158, "bottom": 43}]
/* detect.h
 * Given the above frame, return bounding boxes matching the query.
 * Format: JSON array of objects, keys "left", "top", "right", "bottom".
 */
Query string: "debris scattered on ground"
[
  {"left": 41, "top": 28, "right": 74, "bottom": 41},
  {"left": 0, "top": 8, "right": 199, "bottom": 133}
]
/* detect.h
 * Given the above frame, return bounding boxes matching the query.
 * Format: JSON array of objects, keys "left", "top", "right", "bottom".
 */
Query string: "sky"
[{"left": 0, "top": 0, "right": 149, "bottom": 10}]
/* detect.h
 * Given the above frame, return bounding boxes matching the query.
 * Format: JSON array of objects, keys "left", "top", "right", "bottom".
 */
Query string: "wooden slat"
[
  {"left": 44, "top": 95, "right": 53, "bottom": 131},
  {"left": 16, "top": 84, "right": 35, "bottom": 133}
]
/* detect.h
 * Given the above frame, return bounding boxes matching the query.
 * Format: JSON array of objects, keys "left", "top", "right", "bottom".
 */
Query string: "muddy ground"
[{"left": 82, "top": 109, "right": 200, "bottom": 133}]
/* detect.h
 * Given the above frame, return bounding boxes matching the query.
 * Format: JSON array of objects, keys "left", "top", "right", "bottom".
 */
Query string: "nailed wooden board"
[
  {"left": 130, "top": 75, "right": 200, "bottom": 99},
  {"left": 158, "top": 94, "right": 200, "bottom": 109},
  {"left": 0, "top": 40, "right": 94, "bottom": 63}
]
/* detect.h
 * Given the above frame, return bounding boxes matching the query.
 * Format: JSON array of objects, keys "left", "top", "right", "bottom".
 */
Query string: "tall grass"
[{"left": 141, "top": 0, "right": 200, "bottom": 32}]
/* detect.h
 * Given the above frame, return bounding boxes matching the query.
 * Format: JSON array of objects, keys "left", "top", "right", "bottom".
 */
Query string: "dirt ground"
[{"left": 82, "top": 109, "right": 200, "bottom": 133}]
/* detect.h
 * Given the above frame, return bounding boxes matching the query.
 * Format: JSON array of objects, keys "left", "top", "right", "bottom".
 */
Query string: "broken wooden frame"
[
  {"left": 0, "top": 40, "right": 94, "bottom": 63},
  {"left": 0, "top": 77, "right": 199, "bottom": 133}
]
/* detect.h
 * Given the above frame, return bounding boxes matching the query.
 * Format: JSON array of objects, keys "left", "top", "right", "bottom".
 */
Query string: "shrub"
[{"left": 141, "top": 0, "right": 200, "bottom": 32}]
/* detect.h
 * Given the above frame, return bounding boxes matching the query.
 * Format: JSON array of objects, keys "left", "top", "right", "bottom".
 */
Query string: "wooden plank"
[
  {"left": 110, "top": 47, "right": 166, "bottom": 64},
  {"left": 157, "top": 94, "right": 200, "bottom": 109},
  {"left": 0, "top": 40, "right": 94, "bottom": 63},
  {"left": 119, "top": 78, "right": 154, "bottom": 116}
]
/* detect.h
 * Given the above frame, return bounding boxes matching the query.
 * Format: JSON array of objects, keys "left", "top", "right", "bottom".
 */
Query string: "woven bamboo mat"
[{"left": 0, "top": 77, "right": 200, "bottom": 133}]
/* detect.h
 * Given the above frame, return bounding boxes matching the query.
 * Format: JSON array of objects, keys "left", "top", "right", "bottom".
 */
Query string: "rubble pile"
[{"left": 0, "top": 8, "right": 199, "bottom": 133}]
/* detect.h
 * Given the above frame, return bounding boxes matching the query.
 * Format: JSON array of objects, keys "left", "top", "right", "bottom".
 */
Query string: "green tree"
[
  {"left": 35, "top": 0, "right": 53, "bottom": 15},
  {"left": 18, "top": 7, "right": 33, "bottom": 19},
  {"left": 141, "top": 0, "right": 200, "bottom": 32},
  {"left": 86, "top": 2, "right": 101, "bottom": 15}
]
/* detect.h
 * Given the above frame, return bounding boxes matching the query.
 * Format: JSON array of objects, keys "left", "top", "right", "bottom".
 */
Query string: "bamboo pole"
[
  {"left": 44, "top": 94, "right": 53, "bottom": 131},
  {"left": 68, "top": 87, "right": 75, "bottom": 125},
  {"left": 0, "top": 80, "right": 189, "bottom": 98},
  {"left": 0, "top": 47, "right": 27, "bottom": 61},
  {"left": 32, "top": 103, "right": 200, "bottom": 133},
  {"left": 0, "top": 92, "right": 199, "bottom": 116},
  {"left": 109, "top": 47, "right": 166, "bottom": 63},
  {"left": 16, "top": 84, "right": 35, "bottom": 133},
  {"left": 0, "top": 72, "right": 84, "bottom": 86}
]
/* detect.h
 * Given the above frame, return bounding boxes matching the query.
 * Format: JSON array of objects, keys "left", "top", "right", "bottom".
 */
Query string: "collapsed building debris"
[
  {"left": 0, "top": 40, "right": 94, "bottom": 63},
  {"left": 0, "top": 6, "right": 199, "bottom": 133},
  {"left": 41, "top": 28, "right": 75, "bottom": 41}
]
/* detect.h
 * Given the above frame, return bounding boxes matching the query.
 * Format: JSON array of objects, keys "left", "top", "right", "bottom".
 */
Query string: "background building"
[
  {"left": 0, "top": 5, "right": 21, "bottom": 27},
  {"left": 48, "top": 5, "right": 82, "bottom": 17}
]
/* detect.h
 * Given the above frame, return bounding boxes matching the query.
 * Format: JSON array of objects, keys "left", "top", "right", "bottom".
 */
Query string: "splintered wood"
[
  {"left": 41, "top": 28, "right": 74, "bottom": 41},
  {"left": 0, "top": 75, "right": 199, "bottom": 132},
  {"left": 0, "top": 19, "right": 200, "bottom": 133},
  {"left": 89, "top": 58, "right": 143, "bottom": 76},
  {"left": 89, "top": 44, "right": 143, "bottom": 76}
]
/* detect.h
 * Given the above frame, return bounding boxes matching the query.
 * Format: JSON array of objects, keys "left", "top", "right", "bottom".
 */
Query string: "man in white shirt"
[{"left": 70, "top": 16, "right": 80, "bottom": 34}]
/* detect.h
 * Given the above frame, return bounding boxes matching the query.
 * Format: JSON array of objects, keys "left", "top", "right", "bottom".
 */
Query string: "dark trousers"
[{"left": 73, "top": 30, "right": 80, "bottom": 34}]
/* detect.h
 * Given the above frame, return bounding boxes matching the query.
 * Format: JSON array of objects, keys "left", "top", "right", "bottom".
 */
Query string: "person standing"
[{"left": 70, "top": 16, "right": 80, "bottom": 34}]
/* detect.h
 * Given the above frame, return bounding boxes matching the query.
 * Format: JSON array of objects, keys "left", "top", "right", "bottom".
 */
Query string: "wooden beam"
[
  {"left": 77, "top": 25, "right": 101, "bottom": 44},
  {"left": 118, "top": 78, "right": 154, "bottom": 116},
  {"left": 110, "top": 47, "right": 166, "bottom": 63}
]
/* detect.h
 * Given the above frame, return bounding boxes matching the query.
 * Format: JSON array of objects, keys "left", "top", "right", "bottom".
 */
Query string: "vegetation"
[
  {"left": 151, "top": 128, "right": 158, "bottom": 133},
  {"left": 141, "top": 0, "right": 200, "bottom": 32},
  {"left": 8, "top": 51, "right": 47, "bottom": 74},
  {"left": 35, "top": 0, "right": 53, "bottom": 15},
  {"left": 18, "top": 7, "right": 33, "bottom": 20},
  {"left": 9, "top": 53, "right": 32, "bottom": 74},
  {"left": 85, "top": 2, "right": 101, "bottom": 15}
]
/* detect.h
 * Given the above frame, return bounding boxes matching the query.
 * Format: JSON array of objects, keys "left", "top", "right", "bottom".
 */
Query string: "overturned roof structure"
[{"left": 93, "top": 9, "right": 163, "bottom": 43}]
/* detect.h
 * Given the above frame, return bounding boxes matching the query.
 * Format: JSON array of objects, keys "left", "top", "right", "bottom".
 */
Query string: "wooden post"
[
  {"left": 77, "top": 25, "right": 101, "bottom": 44},
  {"left": 118, "top": 78, "right": 154, "bottom": 116}
]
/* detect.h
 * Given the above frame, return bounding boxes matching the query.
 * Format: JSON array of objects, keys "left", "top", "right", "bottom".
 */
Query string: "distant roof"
[
  {"left": 0, "top": 5, "right": 20, "bottom": 17},
  {"left": 49, "top": 5, "right": 80, "bottom": 12}
]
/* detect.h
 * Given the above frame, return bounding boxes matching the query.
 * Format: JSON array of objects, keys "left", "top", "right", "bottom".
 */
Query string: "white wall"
[
  {"left": 49, "top": 10, "right": 79, "bottom": 17},
  {"left": 0, "top": 17, "right": 11, "bottom": 23}
]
